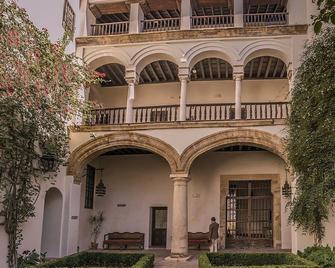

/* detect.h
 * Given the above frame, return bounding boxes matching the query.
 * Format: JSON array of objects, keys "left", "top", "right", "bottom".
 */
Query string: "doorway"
[
  {"left": 226, "top": 180, "right": 273, "bottom": 248},
  {"left": 41, "top": 188, "right": 63, "bottom": 257},
  {"left": 150, "top": 207, "right": 167, "bottom": 247}
]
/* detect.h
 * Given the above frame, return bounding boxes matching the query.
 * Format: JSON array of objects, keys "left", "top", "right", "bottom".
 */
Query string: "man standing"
[{"left": 208, "top": 217, "right": 219, "bottom": 252}]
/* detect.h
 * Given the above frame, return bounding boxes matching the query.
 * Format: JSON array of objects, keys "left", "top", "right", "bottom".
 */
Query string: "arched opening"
[
  {"left": 68, "top": 133, "right": 180, "bottom": 250},
  {"left": 244, "top": 56, "right": 287, "bottom": 80},
  {"left": 87, "top": 63, "right": 127, "bottom": 125},
  {"left": 41, "top": 188, "right": 63, "bottom": 257},
  {"left": 77, "top": 147, "right": 174, "bottom": 250},
  {"left": 190, "top": 57, "right": 233, "bottom": 81},
  {"left": 181, "top": 129, "right": 290, "bottom": 250},
  {"left": 242, "top": 55, "right": 289, "bottom": 107},
  {"left": 139, "top": 60, "right": 178, "bottom": 84}
]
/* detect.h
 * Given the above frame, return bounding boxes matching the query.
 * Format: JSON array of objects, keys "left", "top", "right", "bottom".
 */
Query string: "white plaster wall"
[
  {"left": 78, "top": 154, "right": 173, "bottom": 250},
  {"left": 89, "top": 80, "right": 289, "bottom": 108},
  {"left": 0, "top": 226, "right": 8, "bottom": 268},
  {"left": 188, "top": 150, "right": 291, "bottom": 249}
]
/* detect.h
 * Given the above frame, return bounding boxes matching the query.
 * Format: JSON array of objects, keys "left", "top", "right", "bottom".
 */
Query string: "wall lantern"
[
  {"left": 96, "top": 179, "right": 106, "bottom": 196},
  {"left": 95, "top": 168, "right": 106, "bottom": 197},
  {"left": 282, "top": 168, "right": 292, "bottom": 198},
  {"left": 39, "top": 154, "right": 58, "bottom": 173}
]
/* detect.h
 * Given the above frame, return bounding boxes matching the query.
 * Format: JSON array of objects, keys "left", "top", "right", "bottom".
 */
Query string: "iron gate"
[{"left": 226, "top": 180, "right": 273, "bottom": 248}]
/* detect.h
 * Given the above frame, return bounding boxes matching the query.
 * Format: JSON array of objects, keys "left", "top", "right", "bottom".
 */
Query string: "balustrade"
[
  {"left": 244, "top": 12, "right": 288, "bottom": 27},
  {"left": 91, "top": 22, "right": 129, "bottom": 36},
  {"left": 86, "top": 102, "right": 290, "bottom": 126},
  {"left": 142, "top": 18, "right": 181, "bottom": 32},
  {"left": 191, "top": 15, "right": 234, "bottom": 29}
]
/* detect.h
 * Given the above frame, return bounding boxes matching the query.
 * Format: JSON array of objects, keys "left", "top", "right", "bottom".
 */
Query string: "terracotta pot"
[{"left": 91, "top": 242, "right": 98, "bottom": 249}]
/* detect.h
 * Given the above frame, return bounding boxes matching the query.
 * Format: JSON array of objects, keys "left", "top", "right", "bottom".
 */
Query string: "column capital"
[
  {"left": 125, "top": 69, "right": 139, "bottom": 85},
  {"left": 170, "top": 173, "right": 190, "bottom": 182},
  {"left": 233, "top": 73, "right": 244, "bottom": 81},
  {"left": 178, "top": 67, "right": 190, "bottom": 81},
  {"left": 178, "top": 74, "right": 190, "bottom": 82}
]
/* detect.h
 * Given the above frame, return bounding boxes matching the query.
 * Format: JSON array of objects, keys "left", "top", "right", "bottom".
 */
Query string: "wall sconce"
[
  {"left": 96, "top": 179, "right": 106, "bottom": 196},
  {"left": 95, "top": 168, "right": 106, "bottom": 197},
  {"left": 282, "top": 168, "right": 292, "bottom": 198},
  {"left": 39, "top": 154, "right": 58, "bottom": 173}
]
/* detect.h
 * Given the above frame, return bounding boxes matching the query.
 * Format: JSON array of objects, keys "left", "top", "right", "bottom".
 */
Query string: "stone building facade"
[{"left": 1, "top": 0, "right": 335, "bottom": 265}]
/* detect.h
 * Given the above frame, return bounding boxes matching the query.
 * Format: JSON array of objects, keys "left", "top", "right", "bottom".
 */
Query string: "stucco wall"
[
  {"left": 89, "top": 79, "right": 289, "bottom": 108},
  {"left": 78, "top": 150, "right": 291, "bottom": 250}
]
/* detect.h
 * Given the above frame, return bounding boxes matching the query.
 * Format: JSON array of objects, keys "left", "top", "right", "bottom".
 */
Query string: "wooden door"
[
  {"left": 226, "top": 180, "right": 273, "bottom": 248},
  {"left": 151, "top": 207, "right": 167, "bottom": 247}
]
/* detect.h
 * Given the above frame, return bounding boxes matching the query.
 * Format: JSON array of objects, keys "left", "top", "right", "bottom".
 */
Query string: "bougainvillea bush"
[
  {"left": 0, "top": 1, "right": 98, "bottom": 267},
  {"left": 287, "top": 27, "right": 335, "bottom": 245}
]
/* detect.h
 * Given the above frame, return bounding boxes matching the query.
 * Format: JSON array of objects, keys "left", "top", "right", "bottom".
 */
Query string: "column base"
[{"left": 165, "top": 255, "right": 192, "bottom": 261}]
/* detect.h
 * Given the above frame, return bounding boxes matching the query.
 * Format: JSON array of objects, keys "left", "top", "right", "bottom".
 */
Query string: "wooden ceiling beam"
[
  {"left": 142, "top": 68, "right": 152, "bottom": 83},
  {"left": 280, "top": 64, "right": 286, "bottom": 78},
  {"left": 208, "top": 59, "right": 213, "bottom": 79},
  {"left": 264, "top": 57, "right": 272, "bottom": 78},
  {"left": 272, "top": 58, "right": 280, "bottom": 77},
  {"left": 249, "top": 60, "right": 254, "bottom": 78},
  {"left": 217, "top": 58, "right": 221, "bottom": 79},
  {"left": 106, "top": 65, "right": 123, "bottom": 85},
  {"left": 165, "top": 61, "right": 175, "bottom": 80},
  {"left": 156, "top": 61, "right": 168, "bottom": 81},
  {"left": 199, "top": 61, "right": 205, "bottom": 79},
  {"left": 256, "top": 57, "right": 264, "bottom": 78},
  {"left": 147, "top": 63, "right": 160, "bottom": 82}
]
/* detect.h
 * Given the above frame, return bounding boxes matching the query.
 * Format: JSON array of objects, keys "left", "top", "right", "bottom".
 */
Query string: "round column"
[
  {"left": 125, "top": 76, "right": 136, "bottom": 124},
  {"left": 234, "top": 73, "right": 243, "bottom": 120},
  {"left": 170, "top": 174, "right": 190, "bottom": 257},
  {"left": 179, "top": 76, "right": 188, "bottom": 121}
]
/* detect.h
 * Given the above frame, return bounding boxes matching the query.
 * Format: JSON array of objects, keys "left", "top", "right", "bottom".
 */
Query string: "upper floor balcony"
[
  {"left": 83, "top": 0, "right": 306, "bottom": 40},
  {"left": 82, "top": 53, "right": 292, "bottom": 129}
]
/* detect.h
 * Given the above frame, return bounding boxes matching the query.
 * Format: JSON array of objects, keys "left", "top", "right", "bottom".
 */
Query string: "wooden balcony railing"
[
  {"left": 186, "top": 102, "right": 290, "bottom": 121},
  {"left": 142, "top": 18, "right": 180, "bottom": 32},
  {"left": 191, "top": 15, "right": 234, "bottom": 29},
  {"left": 86, "top": 102, "right": 290, "bottom": 126},
  {"left": 91, "top": 22, "right": 129, "bottom": 36},
  {"left": 244, "top": 12, "right": 288, "bottom": 27}
]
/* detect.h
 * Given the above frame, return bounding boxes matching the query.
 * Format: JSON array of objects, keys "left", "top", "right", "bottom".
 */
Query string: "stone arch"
[
  {"left": 180, "top": 128, "right": 286, "bottom": 173},
  {"left": 67, "top": 132, "right": 180, "bottom": 180},
  {"left": 84, "top": 49, "right": 131, "bottom": 70},
  {"left": 239, "top": 40, "right": 291, "bottom": 66},
  {"left": 185, "top": 42, "right": 237, "bottom": 69},
  {"left": 132, "top": 45, "right": 184, "bottom": 74},
  {"left": 41, "top": 187, "right": 63, "bottom": 258}
]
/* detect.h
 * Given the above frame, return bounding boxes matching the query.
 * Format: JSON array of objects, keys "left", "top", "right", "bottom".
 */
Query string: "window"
[
  {"left": 62, "top": 0, "right": 75, "bottom": 38},
  {"left": 84, "top": 165, "right": 95, "bottom": 209}
]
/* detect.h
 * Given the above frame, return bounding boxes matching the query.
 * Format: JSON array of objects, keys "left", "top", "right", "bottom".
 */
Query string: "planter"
[{"left": 90, "top": 242, "right": 98, "bottom": 249}]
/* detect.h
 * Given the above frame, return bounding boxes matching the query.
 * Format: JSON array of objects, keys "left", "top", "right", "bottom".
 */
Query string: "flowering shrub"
[{"left": 0, "top": 1, "right": 98, "bottom": 267}]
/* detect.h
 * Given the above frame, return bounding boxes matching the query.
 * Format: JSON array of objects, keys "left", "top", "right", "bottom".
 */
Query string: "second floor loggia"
[
  {"left": 85, "top": 54, "right": 291, "bottom": 126},
  {"left": 84, "top": 0, "right": 306, "bottom": 36}
]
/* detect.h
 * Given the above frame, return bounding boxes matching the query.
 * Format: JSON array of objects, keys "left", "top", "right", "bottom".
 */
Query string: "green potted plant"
[{"left": 89, "top": 211, "right": 104, "bottom": 249}]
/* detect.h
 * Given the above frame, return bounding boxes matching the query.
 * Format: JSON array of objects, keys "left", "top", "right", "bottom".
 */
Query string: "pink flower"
[{"left": 95, "top": 71, "right": 106, "bottom": 78}]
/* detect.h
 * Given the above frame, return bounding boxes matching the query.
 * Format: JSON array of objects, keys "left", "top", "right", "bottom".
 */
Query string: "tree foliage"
[
  {"left": 287, "top": 28, "right": 335, "bottom": 244},
  {"left": 313, "top": 0, "right": 335, "bottom": 33},
  {"left": 0, "top": 1, "right": 98, "bottom": 267}
]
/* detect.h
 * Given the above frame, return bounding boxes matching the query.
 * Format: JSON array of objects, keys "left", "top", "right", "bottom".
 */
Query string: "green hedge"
[
  {"left": 298, "top": 246, "right": 335, "bottom": 268},
  {"left": 32, "top": 252, "right": 154, "bottom": 268},
  {"left": 198, "top": 253, "right": 319, "bottom": 268}
]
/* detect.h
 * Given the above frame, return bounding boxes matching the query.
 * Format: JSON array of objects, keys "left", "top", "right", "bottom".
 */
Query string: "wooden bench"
[
  {"left": 188, "top": 232, "right": 210, "bottom": 249},
  {"left": 103, "top": 232, "right": 144, "bottom": 250}
]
